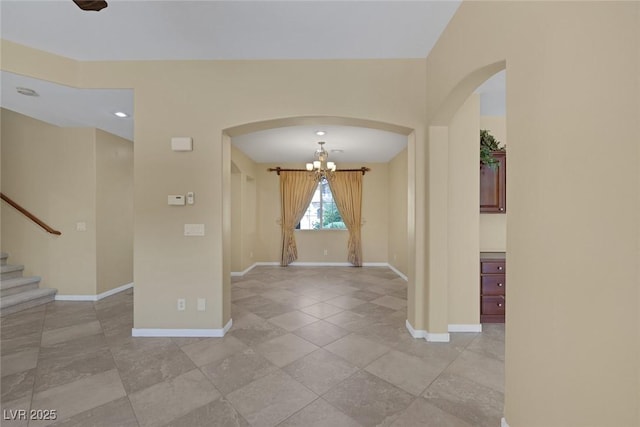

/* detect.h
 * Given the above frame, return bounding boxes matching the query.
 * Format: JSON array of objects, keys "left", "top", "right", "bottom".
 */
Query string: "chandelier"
[{"left": 305, "top": 141, "right": 336, "bottom": 180}]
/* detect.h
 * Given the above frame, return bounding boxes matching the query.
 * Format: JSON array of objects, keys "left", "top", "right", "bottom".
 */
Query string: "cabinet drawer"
[
  {"left": 481, "top": 275, "right": 506, "bottom": 295},
  {"left": 481, "top": 261, "right": 505, "bottom": 274},
  {"left": 481, "top": 296, "right": 505, "bottom": 315}
]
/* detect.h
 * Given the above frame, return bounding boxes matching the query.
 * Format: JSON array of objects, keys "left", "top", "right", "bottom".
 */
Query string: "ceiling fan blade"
[{"left": 73, "top": 0, "right": 108, "bottom": 11}]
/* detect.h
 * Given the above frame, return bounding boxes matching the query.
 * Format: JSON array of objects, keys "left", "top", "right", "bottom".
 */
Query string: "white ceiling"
[
  {"left": 1, "top": 71, "right": 134, "bottom": 141},
  {"left": 233, "top": 125, "right": 408, "bottom": 164},
  {"left": 0, "top": 1, "right": 504, "bottom": 162},
  {"left": 1, "top": 1, "right": 461, "bottom": 61}
]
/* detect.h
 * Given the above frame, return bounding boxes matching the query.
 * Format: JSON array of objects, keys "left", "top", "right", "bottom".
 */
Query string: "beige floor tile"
[
  {"left": 296, "top": 290, "right": 342, "bottom": 302},
  {"left": 325, "top": 295, "right": 366, "bottom": 310},
  {"left": 0, "top": 394, "right": 32, "bottom": 427},
  {"left": 323, "top": 370, "right": 414, "bottom": 427},
  {"left": 129, "top": 369, "right": 220, "bottom": 427},
  {"left": 283, "top": 348, "right": 358, "bottom": 395},
  {"left": 423, "top": 373, "right": 504, "bottom": 427},
  {"left": 40, "top": 321, "right": 102, "bottom": 347},
  {"left": 1, "top": 368, "right": 36, "bottom": 403},
  {"left": 445, "top": 350, "right": 505, "bottom": 393},
  {"left": 0, "top": 267, "right": 505, "bottom": 427},
  {"left": 35, "top": 333, "right": 116, "bottom": 393},
  {"left": 324, "top": 311, "right": 371, "bottom": 332},
  {"left": 365, "top": 350, "right": 444, "bottom": 396},
  {"left": 226, "top": 371, "right": 317, "bottom": 427},
  {"left": 1, "top": 348, "right": 39, "bottom": 377},
  {"left": 110, "top": 337, "right": 197, "bottom": 394},
  {"left": 229, "top": 313, "right": 288, "bottom": 346},
  {"left": 390, "top": 398, "right": 473, "bottom": 427},
  {"left": 299, "top": 303, "right": 344, "bottom": 319},
  {"left": 278, "top": 398, "right": 361, "bottom": 427},
  {"left": 254, "top": 333, "right": 318, "bottom": 368},
  {"left": 162, "top": 398, "right": 250, "bottom": 427},
  {"left": 268, "top": 311, "right": 318, "bottom": 332},
  {"left": 325, "top": 334, "right": 390, "bottom": 368},
  {"left": 180, "top": 335, "right": 248, "bottom": 367},
  {"left": 370, "top": 295, "right": 407, "bottom": 310},
  {"left": 200, "top": 347, "right": 278, "bottom": 395},
  {"left": 30, "top": 369, "right": 126, "bottom": 427},
  {"left": 292, "top": 320, "right": 350, "bottom": 347},
  {"left": 50, "top": 396, "right": 139, "bottom": 427}
]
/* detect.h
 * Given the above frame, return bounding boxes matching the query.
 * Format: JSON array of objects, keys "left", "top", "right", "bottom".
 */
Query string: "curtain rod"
[{"left": 267, "top": 167, "right": 371, "bottom": 175}]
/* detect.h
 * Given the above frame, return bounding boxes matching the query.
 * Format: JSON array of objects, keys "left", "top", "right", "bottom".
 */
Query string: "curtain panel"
[
  {"left": 279, "top": 171, "right": 318, "bottom": 266},
  {"left": 328, "top": 171, "right": 363, "bottom": 266}
]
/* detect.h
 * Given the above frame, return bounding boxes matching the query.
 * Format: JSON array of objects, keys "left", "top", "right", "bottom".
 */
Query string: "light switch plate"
[
  {"left": 184, "top": 224, "right": 205, "bottom": 236},
  {"left": 76, "top": 222, "right": 87, "bottom": 232},
  {"left": 171, "top": 137, "right": 193, "bottom": 152}
]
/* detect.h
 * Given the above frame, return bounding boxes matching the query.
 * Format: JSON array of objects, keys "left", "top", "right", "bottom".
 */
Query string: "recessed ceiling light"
[
  {"left": 16, "top": 87, "right": 38, "bottom": 97},
  {"left": 315, "top": 130, "right": 326, "bottom": 136},
  {"left": 114, "top": 111, "right": 128, "bottom": 118},
  {"left": 331, "top": 149, "right": 344, "bottom": 154}
]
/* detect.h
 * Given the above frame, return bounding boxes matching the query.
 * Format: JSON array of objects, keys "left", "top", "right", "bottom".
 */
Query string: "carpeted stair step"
[
  {"left": 0, "top": 287, "right": 57, "bottom": 317},
  {"left": 0, "top": 252, "right": 8, "bottom": 266},
  {"left": 1, "top": 276, "right": 42, "bottom": 297},
  {"left": 1, "top": 264, "right": 24, "bottom": 280}
]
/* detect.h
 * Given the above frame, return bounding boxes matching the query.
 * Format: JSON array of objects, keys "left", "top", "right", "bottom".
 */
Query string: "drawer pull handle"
[
  {"left": 497, "top": 266, "right": 503, "bottom": 271},
  {"left": 497, "top": 303, "right": 503, "bottom": 308},
  {"left": 498, "top": 283, "right": 503, "bottom": 287}
]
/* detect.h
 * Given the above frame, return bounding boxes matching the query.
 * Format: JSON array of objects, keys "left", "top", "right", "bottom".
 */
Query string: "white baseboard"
[
  {"left": 405, "top": 320, "right": 450, "bottom": 342},
  {"left": 231, "top": 262, "right": 279, "bottom": 276},
  {"left": 448, "top": 324, "right": 482, "bottom": 333},
  {"left": 232, "top": 261, "right": 408, "bottom": 281},
  {"left": 405, "top": 319, "right": 427, "bottom": 339},
  {"left": 501, "top": 417, "right": 510, "bottom": 427},
  {"left": 387, "top": 264, "right": 408, "bottom": 281},
  {"left": 231, "top": 264, "right": 258, "bottom": 277},
  {"left": 425, "top": 331, "right": 451, "bottom": 342},
  {"left": 290, "top": 261, "right": 353, "bottom": 266},
  {"left": 55, "top": 282, "right": 133, "bottom": 302},
  {"left": 132, "top": 318, "right": 233, "bottom": 337}
]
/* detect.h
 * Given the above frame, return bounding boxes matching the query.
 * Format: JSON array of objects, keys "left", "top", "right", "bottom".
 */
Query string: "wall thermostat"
[{"left": 168, "top": 195, "right": 185, "bottom": 205}]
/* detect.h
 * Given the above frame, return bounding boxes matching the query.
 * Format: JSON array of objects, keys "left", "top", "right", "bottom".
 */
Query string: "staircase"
[{"left": 1, "top": 252, "right": 57, "bottom": 316}]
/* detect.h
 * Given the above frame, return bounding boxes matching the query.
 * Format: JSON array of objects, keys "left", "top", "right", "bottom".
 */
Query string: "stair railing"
[{"left": 0, "top": 193, "right": 62, "bottom": 235}]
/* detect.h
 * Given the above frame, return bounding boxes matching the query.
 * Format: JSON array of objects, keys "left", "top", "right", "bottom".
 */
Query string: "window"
[{"left": 298, "top": 178, "right": 346, "bottom": 230}]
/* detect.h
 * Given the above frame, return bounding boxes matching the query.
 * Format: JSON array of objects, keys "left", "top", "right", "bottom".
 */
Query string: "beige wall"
[
  {"left": 388, "top": 147, "right": 408, "bottom": 275},
  {"left": 1, "top": 110, "right": 133, "bottom": 296},
  {"left": 426, "top": 2, "right": 639, "bottom": 425},
  {"left": 1, "top": 109, "right": 97, "bottom": 295},
  {"left": 479, "top": 115, "right": 507, "bottom": 252},
  {"left": 447, "top": 94, "right": 480, "bottom": 325},
  {"left": 254, "top": 162, "right": 390, "bottom": 264},
  {"left": 230, "top": 147, "right": 258, "bottom": 273},
  {"left": 95, "top": 130, "right": 134, "bottom": 294}
]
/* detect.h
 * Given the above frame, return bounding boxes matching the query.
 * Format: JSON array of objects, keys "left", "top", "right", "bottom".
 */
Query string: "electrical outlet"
[
  {"left": 177, "top": 298, "right": 186, "bottom": 311},
  {"left": 249, "top": 251, "right": 253, "bottom": 259},
  {"left": 324, "top": 249, "right": 328, "bottom": 256},
  {"left": 197, "top": 298, "right": 206, "bottom": 311}
]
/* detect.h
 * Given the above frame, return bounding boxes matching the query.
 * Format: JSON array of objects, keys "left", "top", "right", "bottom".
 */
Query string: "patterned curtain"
[
  {"left": 279, "top": 171, "right": 319, "bottom": 266},
  {"left": 328, "top": 171, "right": 363, "bottom": 266}
]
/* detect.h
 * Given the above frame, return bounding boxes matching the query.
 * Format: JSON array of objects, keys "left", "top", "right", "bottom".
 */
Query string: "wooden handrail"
[{"left": 0, "top": 193, "right": 62, "bottom": 235}]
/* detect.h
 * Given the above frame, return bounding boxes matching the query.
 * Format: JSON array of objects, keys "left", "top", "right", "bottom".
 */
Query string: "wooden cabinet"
[
  {"left": 480, "top": 151, "right": 506, "bottom": 213},
  {"left": 480, "top": 253, "right": 505, "bottom": 323}
]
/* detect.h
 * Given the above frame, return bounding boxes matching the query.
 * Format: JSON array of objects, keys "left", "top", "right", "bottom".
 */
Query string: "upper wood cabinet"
[{"left": 480, "top": 151, "right": 506, "bottom": 213}]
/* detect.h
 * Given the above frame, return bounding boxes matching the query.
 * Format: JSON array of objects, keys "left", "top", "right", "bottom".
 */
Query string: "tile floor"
[{"left": 1, "top": 266, "right": 505, "bottom": 427}]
